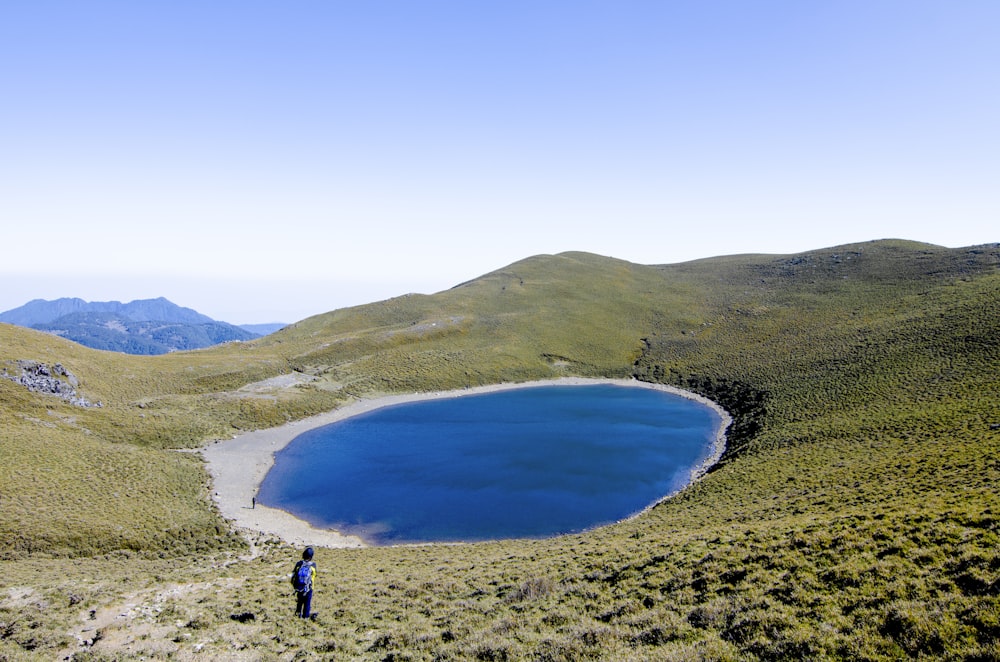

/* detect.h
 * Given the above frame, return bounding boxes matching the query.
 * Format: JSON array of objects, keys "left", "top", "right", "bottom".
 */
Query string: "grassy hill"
[{"left": 1, "top": 240, "right": 997, "bottom": 660}]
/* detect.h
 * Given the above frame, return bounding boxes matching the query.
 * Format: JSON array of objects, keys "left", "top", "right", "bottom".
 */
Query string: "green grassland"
[{"left": 1, "top": 240, "right": 998, "bottom": 660}]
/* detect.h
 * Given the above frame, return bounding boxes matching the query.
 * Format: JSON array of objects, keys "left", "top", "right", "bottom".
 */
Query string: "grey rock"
[{"left": 2, "top": 360, "right": 101, "bottom": 408}]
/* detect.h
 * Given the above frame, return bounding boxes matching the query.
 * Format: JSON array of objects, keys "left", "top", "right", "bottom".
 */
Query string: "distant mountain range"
[{"left": 0, "top": 297, "right": 286, "bottom": 355}]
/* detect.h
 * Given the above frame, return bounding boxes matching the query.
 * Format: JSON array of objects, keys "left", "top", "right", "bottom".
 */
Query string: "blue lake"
[{"left": 258, "top": 383, "right": 723, "bottom": 545}]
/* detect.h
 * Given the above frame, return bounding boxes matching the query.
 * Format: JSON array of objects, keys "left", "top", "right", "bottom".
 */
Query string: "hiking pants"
[{"left": 295, "top": 589, "right": 313, "bottom": 618}]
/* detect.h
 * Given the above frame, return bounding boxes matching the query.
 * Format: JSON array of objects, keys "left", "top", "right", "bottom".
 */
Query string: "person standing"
[{"left": 291, "top": 547, "right": 317, "bottom": 619}]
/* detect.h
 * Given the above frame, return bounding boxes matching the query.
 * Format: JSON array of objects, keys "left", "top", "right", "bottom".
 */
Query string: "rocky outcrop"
[{"left": 1, "top": 360, "right": 101, "bottom": 408}]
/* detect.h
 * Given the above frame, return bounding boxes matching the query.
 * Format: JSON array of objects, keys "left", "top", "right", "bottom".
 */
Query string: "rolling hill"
[{"left": 0, "top": 239, "right": 997, "bottom": 660}]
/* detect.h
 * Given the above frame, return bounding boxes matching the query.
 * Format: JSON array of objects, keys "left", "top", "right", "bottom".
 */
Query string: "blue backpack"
[{"left": 291, "top": 560, "right": 313, "bottom": 592}]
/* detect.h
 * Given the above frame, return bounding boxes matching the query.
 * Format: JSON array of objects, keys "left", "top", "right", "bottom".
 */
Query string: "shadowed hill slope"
[{"left": 1, "top": 239, "right": 998, "bottom": 660}]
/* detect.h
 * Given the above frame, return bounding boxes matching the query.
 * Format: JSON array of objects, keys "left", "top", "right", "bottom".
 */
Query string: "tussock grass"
[{"left": 1, "top": 240, "right": 998, "bottom": 659}]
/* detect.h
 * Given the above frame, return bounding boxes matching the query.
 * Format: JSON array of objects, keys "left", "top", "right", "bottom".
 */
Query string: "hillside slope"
[
  {"left": 33, "top": 312, "right": 258, "bottom": 354},
  {"left": 1, "top": 240, "right": 998, "bottom": 660}
]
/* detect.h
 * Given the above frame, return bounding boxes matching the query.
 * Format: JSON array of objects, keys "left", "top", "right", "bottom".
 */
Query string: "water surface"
[{"left": 259, "top": 384, "right": 721, "bottom": 545}]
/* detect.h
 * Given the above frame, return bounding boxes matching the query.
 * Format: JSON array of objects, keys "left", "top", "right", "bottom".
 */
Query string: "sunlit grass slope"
[{"left": 1, "top": 240, "right": 998, "bottom": 660}]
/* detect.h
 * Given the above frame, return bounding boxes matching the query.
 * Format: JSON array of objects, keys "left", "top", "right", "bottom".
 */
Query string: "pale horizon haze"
[{"left": 3, "top": 2, "right": 997, "bottom": 324}]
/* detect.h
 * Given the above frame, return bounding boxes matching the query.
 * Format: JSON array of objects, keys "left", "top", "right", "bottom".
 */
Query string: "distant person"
[{"left": 290, "top": 547, "right": 317, "bottom": 619}]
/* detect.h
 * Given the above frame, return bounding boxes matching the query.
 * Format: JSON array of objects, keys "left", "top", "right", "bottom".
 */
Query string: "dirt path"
[{"left": 57, "top": 577, "right": 245, "bottom": 660}]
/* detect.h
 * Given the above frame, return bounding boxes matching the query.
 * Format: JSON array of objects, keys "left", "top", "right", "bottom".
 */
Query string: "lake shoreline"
[{"left": 202, "top": 377, "right": 731, "bottom": 549}]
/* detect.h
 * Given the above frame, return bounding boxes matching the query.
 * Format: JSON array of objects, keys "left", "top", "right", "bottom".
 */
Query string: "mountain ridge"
[
  {"left": 0, "top": 297, "right": 263, "bottom": 354},
  {"left": 0, "top": 296, "right": 214, "bottom": 326}
]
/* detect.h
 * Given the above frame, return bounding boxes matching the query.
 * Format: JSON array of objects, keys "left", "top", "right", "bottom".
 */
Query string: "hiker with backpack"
[{"left": 291, "top": 547, "right": 317, "bottom": 619}]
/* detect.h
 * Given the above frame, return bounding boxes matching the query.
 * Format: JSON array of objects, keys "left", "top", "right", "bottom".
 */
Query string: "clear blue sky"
[{"left": 2, "top": 1, "right": 997, "bottom": 323}]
